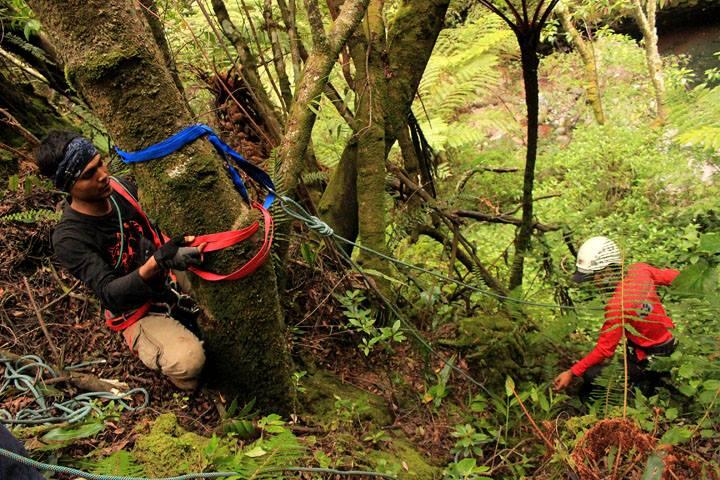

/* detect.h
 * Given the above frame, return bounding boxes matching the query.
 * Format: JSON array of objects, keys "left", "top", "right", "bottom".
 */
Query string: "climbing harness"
[{"left": 104, "top": 124, "right": 277, "bottom": 332}]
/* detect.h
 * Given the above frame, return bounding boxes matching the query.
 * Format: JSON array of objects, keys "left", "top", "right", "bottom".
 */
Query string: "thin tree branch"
[
  {"left": 477, "top": 0, "right": 520, "bottom": 33},
  {"left": 276, "top": 0, "right": 303, "bottom": 85},
  {"left": 263, "top": 0, "right": 293, "bottom": 110},
  {"left": 537, "top": 0, "right": 561, "bottom": 31},
  {"left": 237, "top": 0, "right": 286, "bottom": 112},
  {"left": 453, "top": 210, "right": 560, "bottom": 232},
  {"left": 304, "top": 0, "right": 329, "bottom": 49},
  {"left": 23, "top": 276, "right": 59, "bottom": 359}
]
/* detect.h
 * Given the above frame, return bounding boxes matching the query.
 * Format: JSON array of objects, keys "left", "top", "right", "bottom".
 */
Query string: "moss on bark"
[{"left": 318, "top": 140, "right": 359, "bottom": 246}]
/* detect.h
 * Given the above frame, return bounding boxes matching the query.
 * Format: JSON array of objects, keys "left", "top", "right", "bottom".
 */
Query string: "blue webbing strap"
[{"left": 114, "top": 124, "right": 276, "bottom": 209}]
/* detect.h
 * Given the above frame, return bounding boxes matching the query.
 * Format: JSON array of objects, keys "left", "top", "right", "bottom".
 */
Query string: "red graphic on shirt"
[{"left": 108, "top": 220, "right": 145, "bottom": 272}]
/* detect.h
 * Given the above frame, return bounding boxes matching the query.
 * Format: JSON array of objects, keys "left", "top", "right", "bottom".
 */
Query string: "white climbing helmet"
[{"left": 572, "top": 236, "right": 622, "bottom": 282}]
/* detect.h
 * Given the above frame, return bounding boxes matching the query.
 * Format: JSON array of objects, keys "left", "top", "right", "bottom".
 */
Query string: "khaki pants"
[{"left": 122, "top": 314, "right": 205, "bottom": 390}]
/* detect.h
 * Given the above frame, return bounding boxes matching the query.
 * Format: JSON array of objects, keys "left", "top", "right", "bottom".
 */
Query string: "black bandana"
[{"left": 54, "top": 137, "right": 98, "bottom": 192}]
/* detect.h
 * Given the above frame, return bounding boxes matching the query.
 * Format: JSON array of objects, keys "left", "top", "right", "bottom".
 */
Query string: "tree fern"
[
  {"left": 415, "top": 16, "right": 513, "bottom": 153},
  {"left": 668, "top": 84, "right": 720, "bottom": 153}
]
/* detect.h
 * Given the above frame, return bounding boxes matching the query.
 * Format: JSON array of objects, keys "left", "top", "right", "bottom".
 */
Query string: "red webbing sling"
[{"left": 105, "top": 178, "right": 273, "bottom": 331}]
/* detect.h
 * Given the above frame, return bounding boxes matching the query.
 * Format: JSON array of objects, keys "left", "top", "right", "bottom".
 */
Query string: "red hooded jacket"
[{"left": 570, "top": 263, "right": 680, "bottom": 377}]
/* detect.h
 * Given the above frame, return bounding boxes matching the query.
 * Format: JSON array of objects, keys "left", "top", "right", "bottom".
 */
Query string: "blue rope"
[
  {"left": 0, "top": 356, "right": 148, "bottom": 425},
  {"left": 115, "top": 124, "right": 276, "bottom": 209}
]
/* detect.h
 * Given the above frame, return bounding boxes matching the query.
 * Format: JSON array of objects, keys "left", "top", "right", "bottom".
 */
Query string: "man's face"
[
  {"left": 69, "top": 154, "right": 111, "bottom": 202},
  {"left": 592, "top": 268, "right": 620, "bottom": 291}
]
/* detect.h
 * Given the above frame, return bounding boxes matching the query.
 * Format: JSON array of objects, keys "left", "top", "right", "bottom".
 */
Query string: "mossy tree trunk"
[
  {"left": 555, "top": 1, "right": 605, "bottom": 125},
  {"left": 318, "top": 0, "right": 450, "bottom": 242},
  {"left": 350, "top": 0, "right": 391, "bottom": 280},
  {"left": 317, "top": 140, "right": 359, "bottom": 247},
  {"left": 28, "top": 0, "right": 292, "bottom": 413},
  {"left": 629, "top": 0, "right": 667, "bottom": 122}
]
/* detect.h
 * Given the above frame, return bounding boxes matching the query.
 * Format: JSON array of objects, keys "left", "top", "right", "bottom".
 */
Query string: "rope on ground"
[
  {"left": 0, "top": 446, "right": 397, "bottom": 480},
  {"left": 278, "top": 195, "right": 602, "bottom": 312},
  {"left": 0, "top": 355, "right": 148, "bottom": 425}
]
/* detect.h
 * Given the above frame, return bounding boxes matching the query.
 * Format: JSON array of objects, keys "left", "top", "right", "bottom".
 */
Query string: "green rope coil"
[{"left": 0, "top": 355, "right": 148, "bottom": 425}]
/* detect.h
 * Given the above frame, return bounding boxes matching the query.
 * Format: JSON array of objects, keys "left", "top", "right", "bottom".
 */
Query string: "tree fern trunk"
[{"left": 509, "top": 36, "right": 540, "bottom": 291}]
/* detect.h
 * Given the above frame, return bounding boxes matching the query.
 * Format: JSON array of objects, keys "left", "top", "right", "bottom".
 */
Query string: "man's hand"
[
  {"left": 553, "top": 370, "right": 574, "bottom": 391},
  {"left": 154, "top": 235, "right": 206, "bottom": 271}
]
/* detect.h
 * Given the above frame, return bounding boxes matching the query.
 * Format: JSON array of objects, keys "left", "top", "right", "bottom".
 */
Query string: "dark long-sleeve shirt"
[
  {"left": 52, "top": 177, "right": 169, "bottom": 313},
  {"left": 571, "top": 263, "right": 680, "bottom": 377}
]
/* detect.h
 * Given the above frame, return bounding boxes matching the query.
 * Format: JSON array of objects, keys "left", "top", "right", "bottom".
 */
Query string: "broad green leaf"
[
  {"left": 641, "top": 454, "right": 664, "bottom": 480},
  {"left": 42, "top": 422, "right": 105, "bottom": 442},
  {"left": 660, "top": 427, "right": 693, "bottom": 446},
  {"left": 698, "top": 233, "right": 720, "bottom": 254},
  {"left": 671, "top": 260, "right": 717, "bottom": 297}
]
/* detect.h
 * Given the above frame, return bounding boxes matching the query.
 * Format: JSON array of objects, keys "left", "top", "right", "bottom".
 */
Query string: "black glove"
[{"left": 153, "top": 235, "right": 203, "bottom": 271}]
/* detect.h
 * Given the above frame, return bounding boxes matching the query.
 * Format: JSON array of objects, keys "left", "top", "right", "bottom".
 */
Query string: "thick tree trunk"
[
  {"left": 630, "top": 0, "right": 667, "bottom": 122},
  {"left": 508, "top": 36, "right": 540, "bottom": 291},
  {"left": 555, "top": 2, "right": 605, "bottom": 125},
  {"left": 317, "top": 140, "right": 359, "bottom": 246},
  {"left": 351, "top": 0, "right": 391, "bottom": 279},
  {"left": 28, "top": 0, "right": 292, "bottom": 413},
  {"left": 384, "top": 0, "right": 450, "bottom": 151}
]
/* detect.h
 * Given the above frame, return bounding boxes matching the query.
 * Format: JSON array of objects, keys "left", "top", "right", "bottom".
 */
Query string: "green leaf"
[
  {"left": 678, "top": 363, "right": 695, "bottom": 379},
  {"left": 698, "top": 233, "right": 720, "bottom": 254},
  {"left": 361, "top": 269, "right": 407, "bottom": 286},
  {"left": 642, "top": 454, "right": 664, "bottom": 480},
  {"left": 672, "top": 259, "right": 717, "bottom": 296},
  {"left": 244, "top": 445, "right": 267, "bottom": 458},
  {"left": 660, "top": 427, "right": 693, "bottom": 446},
  {"left": 42, "top": 421, "right": 105, "bottom": 442},
  {"left": 505, "top": 376, "right": 515, "bottom": 397}
]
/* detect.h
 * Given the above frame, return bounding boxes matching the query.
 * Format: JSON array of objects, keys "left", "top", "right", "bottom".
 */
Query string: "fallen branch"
[{"left": 22, "top": 276, "right": 59, "bottom": 358}]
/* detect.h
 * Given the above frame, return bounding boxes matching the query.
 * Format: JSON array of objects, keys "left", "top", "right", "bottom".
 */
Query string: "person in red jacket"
[{"left": 553, "top": 236, "right": 680, "bottom": 394}]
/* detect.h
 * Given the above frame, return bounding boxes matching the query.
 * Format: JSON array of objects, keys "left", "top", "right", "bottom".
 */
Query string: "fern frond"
[
  {"left": 0, "top": 209, "right": 61, "bottom": 224},
  {"left": 668, "top": 84, "right": 720, "bottom": 153},
  {"left": 3, "top": 32, "right": 56, "bottom": 65},
  {"left": 80, "top": 451, "right": 145, "bottom": 476}
]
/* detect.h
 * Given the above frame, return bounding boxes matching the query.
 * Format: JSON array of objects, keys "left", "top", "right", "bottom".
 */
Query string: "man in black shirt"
[{"left": 35, "top": 131, "right": 206, "bottom": 390}]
